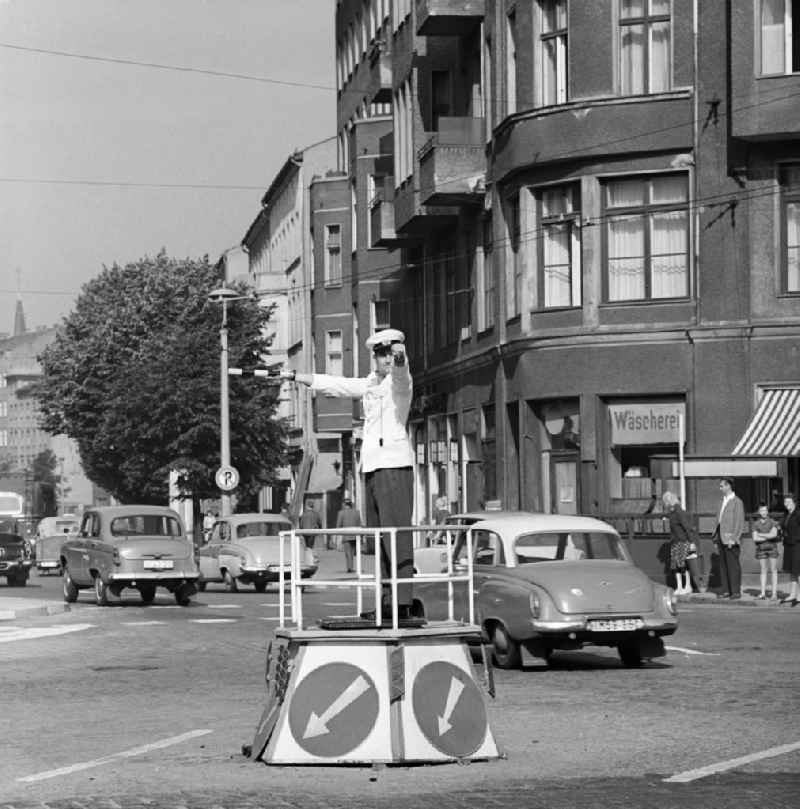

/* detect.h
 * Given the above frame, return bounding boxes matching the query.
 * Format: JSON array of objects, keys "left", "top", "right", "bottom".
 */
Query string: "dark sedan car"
[{"left": 0, "top": 532, "right": 33, "bottom": 587}]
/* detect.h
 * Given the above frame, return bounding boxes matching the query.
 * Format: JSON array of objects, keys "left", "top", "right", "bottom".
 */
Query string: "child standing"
[{"left": 752, "top": 502, "right": 780, "bottom": 600}]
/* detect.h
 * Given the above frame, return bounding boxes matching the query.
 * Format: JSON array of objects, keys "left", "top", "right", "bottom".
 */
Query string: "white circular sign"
[{"left": 215, "top": 465, "right": 240, "bottom": 492}]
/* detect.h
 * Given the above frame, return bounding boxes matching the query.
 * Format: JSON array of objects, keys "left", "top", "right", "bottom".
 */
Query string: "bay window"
[
  {"left": 605, "top": 174, "right": 689, "bottom": 302},
  {"left": 540, "top": 0, "right": 568, "bottom": 106},
  {"left": 539, "top": 185, "right": 581, "bottom": 308},
  {"left": 782, "top": 165, "right": 800, "bottom": 293},
  {"left": 761, "top": 0, "right": 800, "bottom": 74},
  {"left": 619, "top": 0, "right": 671, "bottom": 95}
]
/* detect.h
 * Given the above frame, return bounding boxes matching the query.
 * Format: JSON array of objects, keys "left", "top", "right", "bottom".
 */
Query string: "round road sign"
[
  {"left": 411, "top": 661, "right": 487, "bottom": 757},
  {"left": 215, "top": 465, "right": 239, "bottom": 492},
  {"left": 288, "top": 663, "right": 379, "bottom": 758}
]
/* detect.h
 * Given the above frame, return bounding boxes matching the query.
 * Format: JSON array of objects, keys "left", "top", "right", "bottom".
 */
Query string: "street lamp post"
[{"left": 208, "top": 287, "right": 243, "bottom": 517}]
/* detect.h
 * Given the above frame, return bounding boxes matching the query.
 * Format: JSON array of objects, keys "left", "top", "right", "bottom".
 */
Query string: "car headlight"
[{"left": 529, "top": 591, "right": 541, "bottom": 618}]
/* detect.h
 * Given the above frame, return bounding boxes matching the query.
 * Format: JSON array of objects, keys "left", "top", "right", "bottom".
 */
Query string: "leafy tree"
[{"left": 32, "top": 251, "right": 286, "bottom": 517}]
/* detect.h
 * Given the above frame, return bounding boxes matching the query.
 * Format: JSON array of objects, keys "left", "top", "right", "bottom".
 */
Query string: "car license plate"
[
  {"left": 143, "top": 559, "right": 174, "bottom": 570},
  {"left": 588, "top": 618, "right": 644, "bottom": 632}
]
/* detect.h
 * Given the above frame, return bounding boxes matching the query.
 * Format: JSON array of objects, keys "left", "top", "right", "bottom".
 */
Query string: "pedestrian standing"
[
  {"left": 202, "top": 509, "right": 215, "bottom": 544},
  {"left": 283, "top": 327, "right": 416, "bottom": 619},
  {"left": 336, "top": 497, "right": 362, "bottom": 573},
  {"left": 752, "top": 501, "right": 779, "bottom": 600},
  {"left": 780, "top": 493, "right": 800, "bottom": 606},
  {"left": 713, "top": 478, "right": 745, "bottom": 599},
  {"left": 662, "top": 491, "right": 697, "bottom": 595},
  {"left": 299, "top": 501, "right": 322, "bottom": 549}
]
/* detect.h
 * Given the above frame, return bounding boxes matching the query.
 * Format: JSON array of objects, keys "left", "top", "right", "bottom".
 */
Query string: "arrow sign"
[
  {"left": 303, "top": 674, "right": 371, "bottom": 739},
  {"left": 437, "top": 676, "right": 466, "bottom": 736}
]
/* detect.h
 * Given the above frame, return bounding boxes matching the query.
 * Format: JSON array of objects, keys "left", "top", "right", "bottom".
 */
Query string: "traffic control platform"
[{"left": 251, "top": 526, "right": 500, "bottom": 766}]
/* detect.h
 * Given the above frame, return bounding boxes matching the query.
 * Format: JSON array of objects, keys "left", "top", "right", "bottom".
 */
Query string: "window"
[
  {"left": 619, "top": 0, "right": 671, "bottom": 95},
  {"left": 325, "top": 330, "right": 343, "bottom": 375},
  {"left": 781, "top": 165, "right": 800, "bottom": 292},
  {"left": 605, "top": 174, "right": 689, "bottom": 302},
  {"left": 761, "top": 0, "right": 800, "bottom": 74},
  {"left": 506, "top": 193, "right": 521, "bottom": 318},
  {"left": 478, "top": 214, "right": 496, "bottom": 330},
  {"left": 505, "top": 11, "right": 517, "bottom": 116},
  {"left": 430, "top": 70, "right": 451, "bottom": 130},
  {"left": 539, "top": 185, "right": 581, "bottom": 308},
  {"left": 324, "top": 224, "right": 342, "bottom": 285},
  {"left": 540, "top": 0, "right": 568, "bottom": 105},
  {"left": 371, "top": 299, "right": 390, "bottom": 332},
  {"left": 0, "top": 430, "right": 7, "bottom": 447},
  {"left": 483, "top": 33, "right": 494, "bottom": 140},
  {"left": 0, "top": 401, "right": 6, "bottom": 417}
]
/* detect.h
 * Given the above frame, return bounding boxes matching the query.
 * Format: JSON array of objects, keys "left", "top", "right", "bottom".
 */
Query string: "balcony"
[
  {"left": 416, "top": 0, "right": 485, "bottom": 36},
  {"left": 367, "top": 40, "right": 392, "bottom": 105},
  {"left": 418, "top": 116, "right": 486, "bottom": 206}
]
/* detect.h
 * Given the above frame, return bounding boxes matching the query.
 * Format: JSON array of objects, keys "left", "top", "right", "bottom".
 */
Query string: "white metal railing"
[{"left": 277, "top": 525, "right": 475, "bottom": 631}]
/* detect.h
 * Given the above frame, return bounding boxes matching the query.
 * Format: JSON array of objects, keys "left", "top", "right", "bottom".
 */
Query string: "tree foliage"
[
  {"left": 30, "top": 449, "right": 59, "bottom": 517},
  {"left": 33, "top": 252, "right": 286, "bottom": 505}
]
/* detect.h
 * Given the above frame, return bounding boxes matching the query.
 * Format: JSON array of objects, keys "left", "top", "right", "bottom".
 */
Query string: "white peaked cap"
[{"left": 365, "top": 328, "right": 405, "bottom": 349}]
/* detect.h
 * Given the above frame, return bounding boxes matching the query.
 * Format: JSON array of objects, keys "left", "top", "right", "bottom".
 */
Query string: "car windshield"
[
  {"left": 110, "top": 515, "right": 182, "bottom": 537},
  {"left": 236, "top": 521, "right": 287, "bottom": 539},
  {"left": 514, "top": 531, "right": 626, "bottom": 564}
]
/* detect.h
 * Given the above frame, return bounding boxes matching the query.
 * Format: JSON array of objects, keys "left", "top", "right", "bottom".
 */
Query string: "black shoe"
[
  {"left": 719, "top": 592, "right": 730, "bottom": 599},
  {"left": 791, "top": 599, "right": 800, "bottom": 608},
  {"left": 729, "top": 594, "right": 741, "bottom": 600}
]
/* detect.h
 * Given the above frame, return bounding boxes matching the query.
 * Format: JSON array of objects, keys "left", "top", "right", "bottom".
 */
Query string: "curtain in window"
[
  {"left": 620, "top": 24, "right": 645, "bottom": 95},
  {"left": 788, "top": 201, "right": 800, "bottom": 291},
  {"left": 650, "top": 21, "right": 671, "bottom": 92},
  {"left": 651, "top": 210, "right": 688, "bottom": 298},
  {"left": 608, "top": 215, "right": 645, "bottom": 301},
  {"left": 543, "top": 224, "right": 572, "bottom": 306},
  {"left": 761, "top": 0, "right": 786, "bottom": 74}
]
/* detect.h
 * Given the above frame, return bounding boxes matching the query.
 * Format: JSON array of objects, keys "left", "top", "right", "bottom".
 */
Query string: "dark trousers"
[
  {"left": 717, "top": 542, "right": 741, "bottom": 596},
  {"left": 364, "top": 466, "right": 414, "bottom": 606}
]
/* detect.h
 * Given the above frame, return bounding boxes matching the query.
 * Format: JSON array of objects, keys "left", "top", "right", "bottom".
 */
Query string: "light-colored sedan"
[
  {"left": 60, "top": 506, "right": 199, "bottom": 606},
  {"left": 412, "top": 513, "right": 678, "bottom": 669},
  {"left": 196, "top": 513, "right": 317, "bottom": 593}
]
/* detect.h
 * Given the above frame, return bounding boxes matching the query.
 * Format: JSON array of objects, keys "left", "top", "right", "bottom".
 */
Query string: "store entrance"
[{"left": 551, "top": 452, "right": 579, "bottom": 515}]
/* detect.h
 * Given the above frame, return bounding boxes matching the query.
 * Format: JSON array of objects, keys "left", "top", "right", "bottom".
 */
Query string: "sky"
[{"left": 0, "top": 0, "right": 336, "bottom": 332}]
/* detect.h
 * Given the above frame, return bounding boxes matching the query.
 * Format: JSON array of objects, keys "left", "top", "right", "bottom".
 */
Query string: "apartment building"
[{"left": 330, "top": 1, "right": 800, "bottom": 525}]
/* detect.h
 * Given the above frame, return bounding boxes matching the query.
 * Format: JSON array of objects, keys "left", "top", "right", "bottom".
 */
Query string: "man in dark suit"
[{"left": 713, "top": 478, "right": 746, "bottom": 599}]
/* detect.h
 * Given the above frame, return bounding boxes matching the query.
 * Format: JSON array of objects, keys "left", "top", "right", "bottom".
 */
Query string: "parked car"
[
  {"left": 412, "top": 513, "right": 678, "bottom": 669},
  {"left": 35, "top": 516, "right": 80, "bottom": 575},
  {"left": 0, "top": 531, "right": 33, "bottom": 586},
  {"left": 60, "top": 505, "right": 199, "bottom": 606},
  {"left": 196, "top": 513, "right": 317, "bottom": 593}
]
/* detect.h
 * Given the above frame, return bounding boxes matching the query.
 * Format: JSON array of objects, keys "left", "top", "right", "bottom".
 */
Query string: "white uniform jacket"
[{"left": 310, "top": 363, "right": 414, "bottom": 474}]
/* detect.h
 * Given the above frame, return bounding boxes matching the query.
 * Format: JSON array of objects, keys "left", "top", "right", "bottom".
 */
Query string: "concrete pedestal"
[{"left": 252, "top": 625, "right": 500, "bottom": 765}]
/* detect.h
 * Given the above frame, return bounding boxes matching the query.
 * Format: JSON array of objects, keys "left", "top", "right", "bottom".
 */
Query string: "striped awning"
[{"left": 731, "top": 388, "right": 800, "bottom": 457}]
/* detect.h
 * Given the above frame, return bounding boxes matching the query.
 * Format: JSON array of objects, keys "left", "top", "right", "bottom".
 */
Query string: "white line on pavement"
[
  {"left": 665, "top": 645, "right": 720, "bottom": 656},
  {"left": 322, "top": 602, "right": 353, "bottom": 606},
  {"left": 188, "top": 618, "right": 237, "bottom": 623},
  {"left": 122, "top": 621, "right": 166, "bottom": 626},
  {"left": 259, "top": 616, "right": 280, "bottom": 621},
  {"left": 0, "top": 624, "right": 94, "bottom": 644},
  {"left": 664, "top": 739, "right": 800, "bottom": 782},
  {"left": 17, "top": 729, "right": 213, "bottom": 783},
  {"left": 206, "top": 604, "right": 241, "bottom": 609}
]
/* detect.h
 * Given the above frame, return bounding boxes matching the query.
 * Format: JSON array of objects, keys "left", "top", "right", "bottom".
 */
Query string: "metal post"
[
  {"left": 219, "top": 298, "right": 232, "bottom": 518},
  {"left": 678, "top": 412, "right": 686, "bottom": 507}
]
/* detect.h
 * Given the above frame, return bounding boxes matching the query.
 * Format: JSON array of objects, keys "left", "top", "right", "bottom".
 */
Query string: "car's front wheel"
[
  {"left": 490, "top": 622, "right": 522, "bottom": 669},
  {"left": 223, "top": 570, "right": 238, "bottom": 593},
  {"left": 63, "top": 567, "right": 79, "bottom": 602},
  {"left": 94, "top": 575, "right": 110, "bottom": 606},
  {"left": 618, "top": 641, "right": 644, "bottom": 668},
  {"left": 196, "top": 579, "right": 207, "bottom": 592}
]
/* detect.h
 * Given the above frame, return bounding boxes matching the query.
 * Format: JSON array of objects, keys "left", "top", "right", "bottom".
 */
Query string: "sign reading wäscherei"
[{"left": 608, "top": 402, "right": 685, "bottom": 445}]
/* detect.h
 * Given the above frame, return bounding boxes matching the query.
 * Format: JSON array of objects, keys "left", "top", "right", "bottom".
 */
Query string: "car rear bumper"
[
  {"left": 36, "top": 560, "right": 61, "bottom": 569},
  {"left": 240, "top": 565, "right": 317, "bottom": 582},
  {"left": 0, "top": 560, "right": 32, "bottom": 574},
  {"left": 529, "top": 616, "right": 677, "bottom": 635},
  {"left": 107, "top": 571, "right": 199, "bottom": 584}
]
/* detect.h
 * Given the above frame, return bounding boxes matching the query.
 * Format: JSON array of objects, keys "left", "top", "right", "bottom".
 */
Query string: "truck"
[{"left": 35, "top": 515, "right": 80, "bottom": 574}]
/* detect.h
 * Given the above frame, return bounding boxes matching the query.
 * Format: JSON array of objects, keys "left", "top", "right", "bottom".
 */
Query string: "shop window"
[
  {"left": 604, "top": 174, "right": 689, "bottom": 302},
  {"left": 619, "top": 0, "right": 671, "bottom": 96},
  {"left": 781, "top": 165, "right": 800, "bottom": 293},
  {"left": 538, "top": 184, "right": 581, "bottom": 309},
  {"left": 760, "top": 0, "right": 800, "bottom": 75}
]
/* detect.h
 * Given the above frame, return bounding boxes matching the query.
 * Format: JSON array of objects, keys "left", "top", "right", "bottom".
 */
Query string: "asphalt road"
[{"left": 1, "top": 560, "right": 799, "bottom": 808}]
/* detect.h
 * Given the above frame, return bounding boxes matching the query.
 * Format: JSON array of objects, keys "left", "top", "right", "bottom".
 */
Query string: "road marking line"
[
  {"left": 122, "top": 621, "right": 166, "bottom": 626},
  {"left": 0, "top": 624, "right": 94, "bottom": 644},
  {"left": 665, "top": 645, "right": 720, "bottom": 656},
  {"left": 189, "top": 618, "right": 237, "bottom": 624},
  {"left": 206, "top": 604, "right": 241, "bottom": 609},
  {"left": 17, "top": 729, "right": 213, "bottom": 783},
  {"left": 259, "top": 603, "right": 280, "bottom": 607},
  {"left": 259, "top": 616, "right": 280, "bottom": 621},
  {"left": 664, "top": 739, "right": 800, "bottom": 782}
]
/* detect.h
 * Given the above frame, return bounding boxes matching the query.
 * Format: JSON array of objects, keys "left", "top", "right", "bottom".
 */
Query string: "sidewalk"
[{"left": 0, "top": 595, "right": 69, "bottom": 621}]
